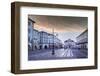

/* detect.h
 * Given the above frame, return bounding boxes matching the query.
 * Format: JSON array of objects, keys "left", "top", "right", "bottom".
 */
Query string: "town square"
[{"left": 28, "top": 15, "right": 88, "bottom": 60}]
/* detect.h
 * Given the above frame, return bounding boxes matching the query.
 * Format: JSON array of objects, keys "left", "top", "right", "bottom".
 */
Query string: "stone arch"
[{"left": 44, "top": 45, "right": 48, "bottom": 49}]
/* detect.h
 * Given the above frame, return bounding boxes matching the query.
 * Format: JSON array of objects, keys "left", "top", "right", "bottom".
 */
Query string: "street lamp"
[{"left": 52, "top": 28, "right": 55, "bottom": 55}]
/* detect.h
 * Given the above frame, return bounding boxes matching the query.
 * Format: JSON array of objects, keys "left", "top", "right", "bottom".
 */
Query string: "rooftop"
[{"left": 64, "top": 39, "right": 74, "bottom": 42}]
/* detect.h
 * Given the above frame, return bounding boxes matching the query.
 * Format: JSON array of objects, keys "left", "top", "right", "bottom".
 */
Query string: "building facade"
[
  {"left": 28, "top": 18, "right": 35, "bottom": 51},
  {"left": 40, "top": 31, "right": 62, "bottom": 49},
  {"left": 76, "top": 29, "right": 88, "bottom": 49},
  {"left": 32, "top": 29, "right": 40, "bottom": 50},
  {"left": 39, "top": 31, "right": 49, "bottom": 49},
  {"left": 48, "top": 34, "right": 62, "bottom": 49},
  {"left": 64, "top": 39, "right": 76, "bottom": 49},
  {"left": 28, "top": 18, "right": 62, "bottom": 51}
]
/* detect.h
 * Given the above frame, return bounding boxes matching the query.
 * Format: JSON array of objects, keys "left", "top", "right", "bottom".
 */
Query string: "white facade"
[
  {"left": 28, "top": 18, "right": 63, "bottom": 51},
  {"left": 48, "top": 34, "right": 62, "bottom": 49},
  {"left": 64, "top": 39, "right": 75, "bottom": 49},
  {"left": 40, "top": 31, "right": 49, "bottom": 49},
  {"left": 28, "top": 18, "right": 35, "bottom": 51},
  {"left": 28, "top": 18, "right": 40, "bottom": 50},
  {"left": 32, "top": 29, "right": 40, "bottom": 50},
  {"left": 40, "top": 31, "right": 62, "bottom": 49}
]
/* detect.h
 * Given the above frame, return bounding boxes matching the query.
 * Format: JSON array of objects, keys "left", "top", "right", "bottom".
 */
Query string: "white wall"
[{"left": 0, "top": 0, "right": 100, "bottom": 76}]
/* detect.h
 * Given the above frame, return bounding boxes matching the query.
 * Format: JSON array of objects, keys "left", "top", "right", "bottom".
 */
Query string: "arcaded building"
[
  {"left": 28, "top": 18, "right": 62, "bottom": 51},
  {"left": 76, "top": 29, "right": 88, "bottom": 49}
]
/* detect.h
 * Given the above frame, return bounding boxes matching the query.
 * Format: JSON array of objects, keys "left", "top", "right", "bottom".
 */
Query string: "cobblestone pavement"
[{"left": 28, "top": 48, "right": 88, "bottom": 60}]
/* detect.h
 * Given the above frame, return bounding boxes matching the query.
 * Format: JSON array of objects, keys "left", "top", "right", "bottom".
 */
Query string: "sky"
[{"left": 28, "top": 15, "right": 88, "bottom": 43}]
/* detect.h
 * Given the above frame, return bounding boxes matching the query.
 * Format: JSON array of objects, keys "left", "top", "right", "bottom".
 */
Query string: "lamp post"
[{"left": 52, "top": 28, "right": 55, "bottom": 55}]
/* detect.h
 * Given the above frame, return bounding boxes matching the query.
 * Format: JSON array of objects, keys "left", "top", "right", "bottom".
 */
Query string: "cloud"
[{"left": 28, "top": 15, "right": 88, "bottom": 33}]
